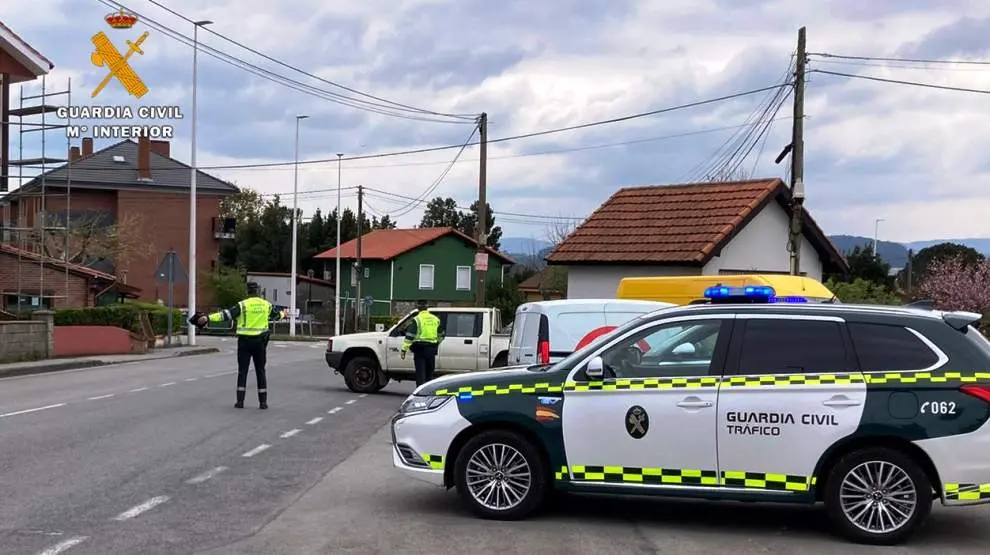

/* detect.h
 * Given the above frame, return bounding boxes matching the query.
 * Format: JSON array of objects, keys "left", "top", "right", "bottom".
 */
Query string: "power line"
[
  {"left": 95, "top": 0, "right": 474, "bottom": 124},
  {"left": 139, "top": 0, "right": 476, "bottom": 120},
  {"left": 388, "top": 125, "right": 479, "bottom": 219},
  {"left": 810, "top": 58, "right": 990, "bottom": 73},
  {"left": 364, "top": 187, "right": 585, "bottom": 221},
  {"left": 809, "top": 52, "right": 990, "bottom": 66},
  {"left": 810, "top": 69, "right": 990, "bottom": 95}
]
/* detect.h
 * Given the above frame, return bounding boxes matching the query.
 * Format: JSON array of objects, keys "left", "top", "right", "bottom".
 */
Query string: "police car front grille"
[{"left": 396, "top": 443, "right": 428, "bottom": 468}]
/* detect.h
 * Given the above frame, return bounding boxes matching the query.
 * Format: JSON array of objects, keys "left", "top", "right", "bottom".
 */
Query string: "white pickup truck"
[{"left": 324, "top": 307, "right": 511, "bottom": 393}]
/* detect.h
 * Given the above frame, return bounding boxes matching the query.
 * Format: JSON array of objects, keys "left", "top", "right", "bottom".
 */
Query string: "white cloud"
[{"left": 6, "top": 0, "right": 990, "bottom": 245}]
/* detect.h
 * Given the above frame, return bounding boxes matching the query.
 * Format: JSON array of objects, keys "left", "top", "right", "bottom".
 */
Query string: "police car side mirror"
[
  {"left": 672, "top": 343, "right": 696, "bottom": 356},
  {"left": 586, "top": 356, "right": 605, "bottom": 380}
]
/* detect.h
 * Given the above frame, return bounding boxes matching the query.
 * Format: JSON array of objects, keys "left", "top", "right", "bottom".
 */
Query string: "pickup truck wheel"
[{"left": 343, "top": 356, "right": 383, "bottom": 394}]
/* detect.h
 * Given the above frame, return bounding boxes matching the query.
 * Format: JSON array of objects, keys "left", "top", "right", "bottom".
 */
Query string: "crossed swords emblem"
[
  {"left": 90, "top": 30, "right": 150, "bottom": 98},
  {"left": 627, "top": 407, "right": 647, "bottom": 435}
]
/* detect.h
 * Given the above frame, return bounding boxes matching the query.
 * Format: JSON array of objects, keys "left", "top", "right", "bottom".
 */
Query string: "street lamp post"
[
  {"left": 334, "top": 153, "right": 343, "bottom": 336},
  {"left": 873, "top": 217, "right": 886, "bottom": 260},
  {"left": 187, "top": 19, "right": 212, "bottom": 347},
  {"left": 289, "top": 115, "right": 309, "bottom": 337}
]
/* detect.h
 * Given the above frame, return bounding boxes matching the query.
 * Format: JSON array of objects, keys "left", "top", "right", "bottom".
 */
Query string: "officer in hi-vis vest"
[
  {"left": 401, "top": 300, "right": 445, "bottom": 386},
  {"left": 191, "top": 282, "right": 286, "bottom": 409}
]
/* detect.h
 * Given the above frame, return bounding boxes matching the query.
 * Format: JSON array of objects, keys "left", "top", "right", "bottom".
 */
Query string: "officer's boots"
[
  {"left": 235, "top": 390, "right": 245, "bottom": 409},
  {"left": 259, "top": 392, "right": 268, "bottom": 410}
]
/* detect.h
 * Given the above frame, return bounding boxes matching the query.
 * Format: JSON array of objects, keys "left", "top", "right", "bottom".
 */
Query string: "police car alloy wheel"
[
  {"left": 824, "top": 447, "right": 932, "bottom": 545},
  {"left": 454, "top": 430, "right": 549, "bottom": 520}
]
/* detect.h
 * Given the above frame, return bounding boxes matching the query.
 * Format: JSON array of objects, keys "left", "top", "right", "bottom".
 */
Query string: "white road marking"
[
  {"left": 0, "top": 403, "right": 67, "bottom": 419},
  {"left": 186, "top": 466, "right": 227, "bottom": 484},
  {"left": 37, "top": 536, "right": 88, "bottom": 554},
  {"left": 184, "top": 377, "right": 198, "bottom": 382},
  {"left": 280, "top": 429, "right": 301, "bottom": 438},
  {"left": 128, "top": 387, "right": 149, "bottom": 393},
  {"left": 359, "top": 394, "right": 368, "bottom": 398},
  {"left": 345, "top": 399, "right": 356, "bottom": 405},
  {"left": 275, "top": 344, "right": 287, "bottom": 348},
  {"left": 203, "top": 371, "right": 235, "bottom": 378},
  {"left": 327, "top": 407, "right": 341, "bottom": 414},
  {"left": 310, "top": 344, "right": 322, "bottom": 348},
  {"left": 242, "top": 444, "right": 271, "bottom": 458},
  {"left": 87, "top": 394, "right": 115, "bottom": 401},
  {"left": 112, "top": 496, "right": 169, "bottom": 521},
  {"left": 305, "top": 417, "right": 323, "bottom": 425},
  {"left": 159, "top": 382, "right": 176, "bottom": 387}
]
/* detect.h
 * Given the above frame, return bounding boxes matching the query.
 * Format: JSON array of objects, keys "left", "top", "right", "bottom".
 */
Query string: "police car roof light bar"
[{"left": 703, "top": 285, "right": 808, "bottom": 304}]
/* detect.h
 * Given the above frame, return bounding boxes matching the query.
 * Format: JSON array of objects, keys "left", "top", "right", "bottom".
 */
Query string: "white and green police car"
[{"left": 390, "top": 286, "right": 990, "bottom": 545}]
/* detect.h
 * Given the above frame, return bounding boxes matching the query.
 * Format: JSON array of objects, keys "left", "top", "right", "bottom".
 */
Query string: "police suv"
[{"left": 390, "top": 286, "right": 990, "bottom": 545}]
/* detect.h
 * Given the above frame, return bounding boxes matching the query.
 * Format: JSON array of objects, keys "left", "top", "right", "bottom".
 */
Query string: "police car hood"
[{"left": 415, "top": 365, "right": 545, "bottom": 396}]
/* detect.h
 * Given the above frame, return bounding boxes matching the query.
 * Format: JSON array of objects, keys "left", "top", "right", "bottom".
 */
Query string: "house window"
[
  {"left": 418, "top": 264, "right": 434, "bottom": 290},
  {"left": 456, "top": 266, "right": 471, "bottom": 291}
]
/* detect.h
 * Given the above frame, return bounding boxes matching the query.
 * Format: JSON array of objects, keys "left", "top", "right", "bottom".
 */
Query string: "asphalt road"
[
  {"left": 0, "top": 338, "right": 413, "bottom": 555},
  {"left": 203, "top": 426, "right": 990, "bottom": 555}
]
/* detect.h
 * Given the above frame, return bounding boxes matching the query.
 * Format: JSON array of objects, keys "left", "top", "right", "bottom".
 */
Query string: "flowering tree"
[{"left": 917, "top": 256, "right": 990, "bottom": 315}]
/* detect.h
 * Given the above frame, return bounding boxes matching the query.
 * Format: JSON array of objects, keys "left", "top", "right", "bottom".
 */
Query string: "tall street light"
[
  {"left": 187, "top": 19, "right": 212, "bottom": 347},
  {"left": 289, "top": 114, "right": 309, "bottom": 337},
  {"left": 873, "top": 217, "right": 886, "bottom": 260},
  {"left": 334, "top": 153, "right": 343, "bottom": 337}
]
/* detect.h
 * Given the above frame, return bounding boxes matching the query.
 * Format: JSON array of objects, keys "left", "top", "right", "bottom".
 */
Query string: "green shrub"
[{"left": 55, "top": 304, "right": 182, "bottom": 336}]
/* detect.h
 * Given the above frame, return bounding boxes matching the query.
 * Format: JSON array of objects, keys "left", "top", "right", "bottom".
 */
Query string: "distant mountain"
[
  {"left": 828, "top": 235, "right": 910, "bottom": 268},
  {"left": 500, "top": 237, "right": 552, "bottom": 255},
  {"left": 902, "top": 239, "right": 990, "bottom": 255}
]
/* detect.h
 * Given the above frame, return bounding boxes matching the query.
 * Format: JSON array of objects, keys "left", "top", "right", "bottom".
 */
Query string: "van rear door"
[{"left": 509, "top": 311, "right": 542, "bottom": 365}]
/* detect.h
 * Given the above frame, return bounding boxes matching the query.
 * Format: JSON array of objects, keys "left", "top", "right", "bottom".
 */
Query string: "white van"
[{"left": 507, "top": 299, "right": 674, "bottom": 366}]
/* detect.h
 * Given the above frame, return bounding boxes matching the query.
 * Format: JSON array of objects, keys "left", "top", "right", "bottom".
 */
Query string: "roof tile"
[
  {"left": 314, "top": 227, "right": 516, "bottom": 264},
  {"left": 0, "top": 243, "right": 119, "bottom": 281}
]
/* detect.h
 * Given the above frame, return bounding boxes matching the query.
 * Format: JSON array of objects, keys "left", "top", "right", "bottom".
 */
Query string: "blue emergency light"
[{"left": 702, "top": 285, "right": 808, "bottom": 304}]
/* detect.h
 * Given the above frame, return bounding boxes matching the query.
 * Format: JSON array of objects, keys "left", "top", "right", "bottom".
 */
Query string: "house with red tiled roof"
[
  {"left": 545, "top": 178, "right": 848, "bottom": 299},
  {"left": 314, "top": 227, "right": 516, "bottom": 316}
]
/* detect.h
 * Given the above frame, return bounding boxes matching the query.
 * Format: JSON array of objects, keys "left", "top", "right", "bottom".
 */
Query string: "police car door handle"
[
  {"left": 676, "top": 398, "right": 712, "bottom": 409},
  {"left": 823, "top": 395, "right": 861, "bottom": 407}
]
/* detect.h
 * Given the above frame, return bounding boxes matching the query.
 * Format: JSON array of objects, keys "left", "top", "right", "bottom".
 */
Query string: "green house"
[{"left": 314, "top": 227, "right": 516, "bottom": 317}]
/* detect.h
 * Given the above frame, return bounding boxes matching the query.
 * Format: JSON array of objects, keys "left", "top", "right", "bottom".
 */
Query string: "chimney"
[
  {"left": 69, "top": 146, "right": 81, "bottom": 161},
  {"left": 137, "top": 136, "right": 151, "bottom": 180},
  {"left": 149, "top": 140, "right": 170, "bottom": 159},
  {"left": 81, "top": 137, "right": 93, "bottom": 157}
]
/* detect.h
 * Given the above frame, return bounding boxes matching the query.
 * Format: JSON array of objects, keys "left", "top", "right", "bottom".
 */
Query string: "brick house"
[
  {"left": 546, "top": 178, "right": 849, "bottom": 299},
  {"left": 0, "top": 136, "right": 239, "bottom": 306},
  {"left": 314, "top": 227, "right": 515, "bottom": 316},
  {"left": 0, "top": 243, "right": 140, "bottom": 310}
]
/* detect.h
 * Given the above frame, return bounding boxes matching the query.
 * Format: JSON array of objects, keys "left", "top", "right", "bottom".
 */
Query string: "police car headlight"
[{"left": 398, "top": 394, "right": 452, "bottom": 415}]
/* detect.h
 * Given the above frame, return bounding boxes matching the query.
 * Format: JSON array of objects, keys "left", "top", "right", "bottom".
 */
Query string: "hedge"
[{"left": 55, "top": 303, "right": 183, "bottom": 336}]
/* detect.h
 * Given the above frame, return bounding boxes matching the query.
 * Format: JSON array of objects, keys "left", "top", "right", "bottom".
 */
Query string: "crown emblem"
[{"left": 105, "top": 8, "right": 138, "bottom": 29}]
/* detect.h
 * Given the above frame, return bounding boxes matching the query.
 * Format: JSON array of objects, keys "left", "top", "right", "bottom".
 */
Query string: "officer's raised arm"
[{"left": 193, "top": 302, "right": 242, "bottom": 327}]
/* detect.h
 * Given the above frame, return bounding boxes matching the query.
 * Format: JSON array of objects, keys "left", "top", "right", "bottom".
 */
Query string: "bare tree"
[
  {"left": 705, "top": 166, "right": 751, "bottom": 182},
  {"left": 40, "top": 212, "right": 155, "bottom": 268},
  {"left": 541, "top": 218, "right": 577, "bottom": 298}
]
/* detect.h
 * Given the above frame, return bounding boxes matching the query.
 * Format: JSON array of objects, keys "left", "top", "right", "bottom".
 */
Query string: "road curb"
[{"left": 0, "top": 347, "right": 222, "bottom": 379}]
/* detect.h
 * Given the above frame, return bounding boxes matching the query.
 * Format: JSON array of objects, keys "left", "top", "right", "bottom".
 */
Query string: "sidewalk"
[{"left": 0, "top": 345, "right": 221, "bottom": 379}]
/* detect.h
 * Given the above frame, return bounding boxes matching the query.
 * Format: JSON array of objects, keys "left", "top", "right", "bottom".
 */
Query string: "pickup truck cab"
[{"left": 325, "top": 307, "right": 510, "bottom": 394}]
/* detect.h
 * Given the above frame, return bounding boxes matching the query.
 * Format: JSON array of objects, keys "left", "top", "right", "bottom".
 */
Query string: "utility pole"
[
  {"left": 788, "top": 26, "right": 807, "bottom": 276},
  {"left": 355, "top": 185, "right": 363, "bottom": 332},
  {"left": 475, "top": 112, "right": 488, "bottom": 307}
]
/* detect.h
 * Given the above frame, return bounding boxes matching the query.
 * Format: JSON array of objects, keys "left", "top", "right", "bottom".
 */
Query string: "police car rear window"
[
  {"left": 736, "top": 319, "right": 849, "bottom": 374},
  {"left": 847, "top": 322, "right": 939, "bottom": 371}
]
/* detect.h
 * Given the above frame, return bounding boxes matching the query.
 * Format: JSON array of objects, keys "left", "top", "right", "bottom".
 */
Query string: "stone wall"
[{"left": 0, "top": 311, "right": 54, "bottom": 362}]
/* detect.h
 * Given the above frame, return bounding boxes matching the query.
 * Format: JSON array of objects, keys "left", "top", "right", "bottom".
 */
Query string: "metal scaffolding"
[{"left": 4, "top": 75, "right": 72, "bottom": 310}]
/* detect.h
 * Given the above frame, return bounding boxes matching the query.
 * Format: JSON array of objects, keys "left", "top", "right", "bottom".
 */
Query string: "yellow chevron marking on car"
[
  {"left": 421, "top": 453, "right": 445, "bottom": 470},
  {"left": 433, "top": 382, "right": 563, "bottom": 397},
  {"left": 435, "top": 371, "right": 990, "bottom": 397},
  {"left": 945, "top": 482, "right": 990, "bottom": 501},
  {"left": 557, "top": 466, "right": 814, "bottom": 491}
]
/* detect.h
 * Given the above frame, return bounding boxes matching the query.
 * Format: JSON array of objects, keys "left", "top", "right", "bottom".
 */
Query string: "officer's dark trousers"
[
  {"left": 236, "top": 334, "right": 268, "bottom": 406},
  {"left": 411, "top": 342, "right": 438, "bottom": 386}
]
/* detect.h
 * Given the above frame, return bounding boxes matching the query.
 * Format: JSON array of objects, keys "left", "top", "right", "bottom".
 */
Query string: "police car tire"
[
  {"left": 454, "top": 430, "right": 549, "bottom": 521},
  {"left": 824, "top": 447, "right": 932, "bottom": 545},
  {"left": 342, "top": 356, "right": 383, "bottom": 394}
]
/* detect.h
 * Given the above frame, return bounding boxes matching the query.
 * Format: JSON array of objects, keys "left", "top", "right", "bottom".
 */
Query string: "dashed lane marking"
[
  {"left": 305, "top": 417, "right": 323, "bottom": 425},
  {"left": 328, "top": 407, "right": 341, "bottom": 414},
  {"left": 186, "top": 466, "right": 227, "bottom": 484},
  {"left": 242, "top": 444, "right": 271, "bottom": 458},
  {"left": 345, "top": 399, "right": 356, "bottom": 405},
  {"left": 184, "top": 377, "right": 198, "bottom": 382},
  {"left": 37, "top": 536, "right": 88, "bottom": 555},
  {"left": 280, "top": 429, "right": 302, "bottom": 438},
  {"left": 159, "top": 382, "right": 176, "bottom": 387},
  {"left": 87, "top": 394, "right": 115, "bottom": 401},
  {"left": 128, "top": 387, "right": 149, "bottom": 393},
  {"left": 359, "top": 394, "right": 368, "bottom": 398},
  {"left": 112, "top": 496, "right": 169, "bottom": 521},
  {"left": 0, "top": 404, "right": 67, "bottom": 419}
]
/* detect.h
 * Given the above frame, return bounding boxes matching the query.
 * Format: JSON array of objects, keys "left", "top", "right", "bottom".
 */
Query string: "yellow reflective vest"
[
  {"left": 402, "top": 309, "right": 442, "bottom": 351},
  {"left": 208, "top": 296, "right": 276, "bottom": 336}
]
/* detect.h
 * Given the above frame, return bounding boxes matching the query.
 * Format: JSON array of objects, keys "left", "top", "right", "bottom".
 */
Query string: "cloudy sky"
[{"left": 5, "top": 0, "right": 990, "bottom": 246}]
